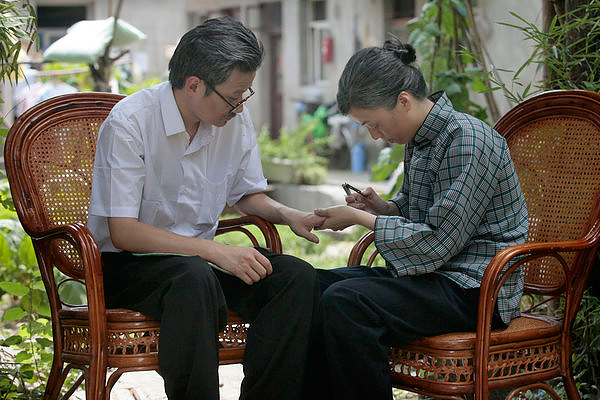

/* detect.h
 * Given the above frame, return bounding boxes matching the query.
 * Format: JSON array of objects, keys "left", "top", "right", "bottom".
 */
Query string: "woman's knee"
[{"left": 320, "top": 281, "right": 358, "bottom": 313}]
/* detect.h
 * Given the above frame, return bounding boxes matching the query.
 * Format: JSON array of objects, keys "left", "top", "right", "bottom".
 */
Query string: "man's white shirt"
[{"left": 88, "top": 81, "right": 267, "bottom": 252}]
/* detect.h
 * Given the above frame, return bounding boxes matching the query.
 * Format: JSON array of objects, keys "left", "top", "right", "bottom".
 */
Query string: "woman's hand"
[
  {"left": 314, "top": 205, "right": 376, "bottom": 231},
  {"left": 345, "top": 186, "right": 397, "bottom": 216}
]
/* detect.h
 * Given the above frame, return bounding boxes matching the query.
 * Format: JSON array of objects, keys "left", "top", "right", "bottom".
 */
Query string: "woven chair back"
[
  {"left": 495, "top": 90, "right": 600, "bottom": 294},
  {"left": 5, "top": 93, "right": 124, "bottom": 280}
]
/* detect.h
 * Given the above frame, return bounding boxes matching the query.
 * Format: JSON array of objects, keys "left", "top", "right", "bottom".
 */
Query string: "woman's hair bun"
[{"left": 382, "top": 38, "right": 416, "bottom": 65}]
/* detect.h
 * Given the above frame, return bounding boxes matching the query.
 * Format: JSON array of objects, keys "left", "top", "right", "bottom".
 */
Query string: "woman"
[{"left": 306, "top": 39, "right": 529, "bottom": 400}]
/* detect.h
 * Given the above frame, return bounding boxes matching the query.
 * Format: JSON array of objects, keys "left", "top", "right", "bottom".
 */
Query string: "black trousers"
[
  {"left": 303, "top": 266, "right": 507, "bottom": 400},
  {"left": 101, "top": 249, "right": 319, "bottom": 400}
]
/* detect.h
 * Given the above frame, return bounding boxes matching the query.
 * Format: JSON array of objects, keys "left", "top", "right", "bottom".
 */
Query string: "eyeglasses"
[{"left": 211, "top": 86, "right": 255, "bottom": 114}]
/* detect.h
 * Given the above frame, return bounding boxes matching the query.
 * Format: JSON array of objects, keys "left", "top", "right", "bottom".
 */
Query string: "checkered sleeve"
[
  {"left": 391, "top": 158, "right": 410, "bottom": 217},
  {"left": 374, "top": 120, "right": 500, "bottom": 277}
]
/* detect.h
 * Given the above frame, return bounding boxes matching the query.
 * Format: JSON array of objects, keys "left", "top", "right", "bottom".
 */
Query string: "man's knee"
[
  {"left": 167, "top": 257, "right": 222, "bottom": 298},
  {"left": 271, "top": 254, "right": 317, "bottom": 285}
]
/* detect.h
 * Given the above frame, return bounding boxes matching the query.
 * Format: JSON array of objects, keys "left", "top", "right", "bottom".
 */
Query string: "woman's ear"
[{"left": 396, "top": 91, "right": 412, "bottom": 112}]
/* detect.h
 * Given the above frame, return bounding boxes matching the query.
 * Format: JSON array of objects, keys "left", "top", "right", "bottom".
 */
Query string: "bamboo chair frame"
[
  {"left": 4, "top": 92, "right": 282, "bottom": 399},
  {"left": 347, "top": 89, "right": 600, "bottom": 400}
]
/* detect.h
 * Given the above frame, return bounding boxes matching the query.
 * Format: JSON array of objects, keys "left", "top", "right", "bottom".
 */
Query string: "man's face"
[{"left": 194, "top": 68, "right": 256, "bottom": 127}]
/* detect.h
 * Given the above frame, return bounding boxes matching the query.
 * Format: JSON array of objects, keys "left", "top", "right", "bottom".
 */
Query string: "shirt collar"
[
  {"left": 413, "top": 91, "right": 453, "bottom": 148},
  {"left": 159, "top": 81, "right": 215, "bottom": 149},
  {"left": 159, "top": 82, "right": 187, "bottom": 137}
]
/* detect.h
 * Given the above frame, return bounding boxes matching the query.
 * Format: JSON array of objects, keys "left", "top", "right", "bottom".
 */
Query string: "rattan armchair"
[
  {"left": 4, "top": 92, "right": 281, "bottom": 399},
  {"left": 347, "top": 89, "right": 600, "bottom": 400}
]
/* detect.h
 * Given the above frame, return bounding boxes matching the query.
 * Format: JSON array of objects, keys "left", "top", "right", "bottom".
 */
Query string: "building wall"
[
  {"left": 5, "top": 0, "right": 545, "bottom": 132},
  {"left": 476, "top": 0, "right": 543, "bottom": 116}
]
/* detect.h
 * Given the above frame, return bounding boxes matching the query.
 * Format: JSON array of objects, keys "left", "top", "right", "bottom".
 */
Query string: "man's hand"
[
  {"left": 282, "top": 209, "right": 326, "bottom": 243},
  {"left": 235, "top": 192, "right": 325, "bottom": 243},
  {"left": 213, "top": 243, "right": 273, "bottom": 285},
  {"left": 345, "top": 186, "right": 396, "bottom": 215}
]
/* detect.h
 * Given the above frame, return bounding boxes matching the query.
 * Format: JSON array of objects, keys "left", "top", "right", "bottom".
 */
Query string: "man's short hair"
[{"left": 168, "top": 16, "right": 264, "bottom": 93}]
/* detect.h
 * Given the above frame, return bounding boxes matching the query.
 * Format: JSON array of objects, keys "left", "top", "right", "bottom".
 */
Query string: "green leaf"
[
  {"left": 450, "top": 0, "right": 467, "bottom": 18},
  {"left": 14, "top": 350, "right": 32, "bottom": 363},
  {"left": 35, "top": 301, "right": 52, "bottom": 318},
  {"left": 33, "top": 280, "right": 45, "bottom": 291},
  {"left": 17, "top": 236, "right": 36, "bottom": 267},
  {"left": 0, "top": 234, "right": 13, "bottom": 267},
  {"left": 35, "top": 337, "right": 53, "bottom": 347},
  {"left": 3, "top": 307, "right": 26, "bottom": 321},
  {"left": 40, "top": 351, "right": 54, "bottom": 362},
  {"left": 424, "top": 22, "right": 441, "bottom": 36},
  {"left": 1, "top": 335, "right": 23, "bottom": 346},
  {"left": 0, "top": 281, "right": 28, "bottom": 296},
  {"left": 470, "top": 78, "right": 488, "bottom": 93}
]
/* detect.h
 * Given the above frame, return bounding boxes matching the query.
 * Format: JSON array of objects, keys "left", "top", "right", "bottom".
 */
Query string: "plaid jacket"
[{"left": 374, "top": 92, "right": 528, "bottom": 324}]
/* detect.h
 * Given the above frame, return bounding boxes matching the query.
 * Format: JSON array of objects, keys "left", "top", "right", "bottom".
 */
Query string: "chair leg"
[
  {"left": 85, "top": 356, "right": 108, "bottom": 400},
  {"left": 563, "top": 373, "right": 582, "bottom": 400},
  {"left": 44, "top": 358, "right": 65, "bottom": 399},
  {"left": 506, "top": 383, "right": 563, "bottom": 400}
]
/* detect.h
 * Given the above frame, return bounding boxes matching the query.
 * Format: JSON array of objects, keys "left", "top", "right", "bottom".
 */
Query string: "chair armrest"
[
  {"left": 347, "top": 231, "right": 376, "bottom": 266},
  {"left": 217, "top": 215, "right": 283, "bottom": 254},
  {"left": 479, "top": 236, "right": 599, "bottom": 326},
  {"left": 473, "top": 235, "right": 600, "bottom": 398},
  {"left": 33, "top": 222, "right": 108, "bottom": 363},
  {"left": 33, "top": 222, "right": 106, "bottom": 311}
]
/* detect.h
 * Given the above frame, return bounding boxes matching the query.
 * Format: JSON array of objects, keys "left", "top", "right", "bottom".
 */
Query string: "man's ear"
[{"left": 184, "top": 76, "right": 206, "bottom": 96}]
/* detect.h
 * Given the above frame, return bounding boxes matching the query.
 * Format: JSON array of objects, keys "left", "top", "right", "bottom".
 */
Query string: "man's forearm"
[
  {"left": 235, "top": 192, "right": 295, "bottom": 224},
  {"left": 107, "top": 217, "right": 223, "bottom": 263}
]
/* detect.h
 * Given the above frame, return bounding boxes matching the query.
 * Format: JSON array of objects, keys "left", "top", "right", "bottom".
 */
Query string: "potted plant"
[{"left": 258, "top": 114, "right": 330, "bottom": 185}]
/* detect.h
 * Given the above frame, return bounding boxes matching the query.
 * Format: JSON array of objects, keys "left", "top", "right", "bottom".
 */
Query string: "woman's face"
[{"left": 348, "top": 91, "right": 421, "bottom": 145}]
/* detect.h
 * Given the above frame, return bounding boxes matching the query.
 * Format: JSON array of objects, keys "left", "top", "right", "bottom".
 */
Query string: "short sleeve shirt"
[
  {"left": 374, "top": 92, "right": 529, "bottom": 324},
  {"left": 88, "top": 81, "right": 267, "bottom": 253}
]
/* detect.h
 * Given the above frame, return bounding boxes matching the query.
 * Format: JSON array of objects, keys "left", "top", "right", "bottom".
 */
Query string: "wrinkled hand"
[
  {"left": 214, "top": 244, "right": 273, "bottom": 285},
  {"left": 345, "top": 186, "right": 389, "bottom": 215},
  {"left": 313, "top": 205, "right": 358, "bottom": 231},
  {"left": 286, "top": 211, "right": 326, "bottom": 243}
]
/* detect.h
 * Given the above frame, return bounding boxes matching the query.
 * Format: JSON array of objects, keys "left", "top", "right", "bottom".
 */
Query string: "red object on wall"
[{"left": 322, "top": 36, "right": 333, "bottom": 63}]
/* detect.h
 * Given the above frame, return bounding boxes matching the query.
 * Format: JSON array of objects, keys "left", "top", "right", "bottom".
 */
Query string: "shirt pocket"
[
  {"left": 188, "top": 174, "right": 232, "bottom": 238},
  {"left": 139, "top": 199, "right": 172, "bottom": 228}
]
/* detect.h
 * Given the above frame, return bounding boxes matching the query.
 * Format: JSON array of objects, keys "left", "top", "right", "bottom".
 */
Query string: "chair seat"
[
  {"left": 58, "top": 307, "right": 249, "bottom": 367},
  {"left": 59, "top": 307, "right": 161, "bottom": 368},
  {"left": 390, "top": 314, "right": 562, "bottom": 395}
]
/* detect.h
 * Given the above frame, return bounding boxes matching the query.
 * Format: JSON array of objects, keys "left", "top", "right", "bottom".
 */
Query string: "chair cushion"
[
  {"left": 390, "top": 314, "right": 562, "bottom": 391},
  {"left": 409, "top": 313, "right": 561, "bottom": 349},
  {"left": 59, "top": 307, "right": 157, "bottom": 322}
]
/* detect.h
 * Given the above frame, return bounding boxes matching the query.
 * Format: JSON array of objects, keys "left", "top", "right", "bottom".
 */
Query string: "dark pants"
[
  {"left": 303, "top": 266, "right": 507, "bottom": 400},
  {"left": 101, "top": 248, "right": 319, "bottom": 400}
]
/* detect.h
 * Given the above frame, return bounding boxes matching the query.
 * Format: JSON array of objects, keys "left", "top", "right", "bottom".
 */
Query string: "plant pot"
[{"left": 261, "top": 158, "right": 299, "bottom": 184}]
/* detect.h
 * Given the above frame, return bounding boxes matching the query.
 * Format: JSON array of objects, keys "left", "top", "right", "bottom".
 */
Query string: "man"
[{"left": 88, "top": 17, "right": 323, "bottom": 400}]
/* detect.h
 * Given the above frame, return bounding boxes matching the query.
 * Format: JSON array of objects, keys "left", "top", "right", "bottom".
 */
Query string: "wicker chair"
[
  {"left": 347, "top": 89, "right": 600, "bottom": 400},
  {"left": 4, "top": 92, "right": 281, "bottom": 399}
]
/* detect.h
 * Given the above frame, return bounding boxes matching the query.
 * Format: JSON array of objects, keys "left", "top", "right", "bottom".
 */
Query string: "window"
[
  {"left": 36, "top": 6, "right": 87, "bottom": 49},
  {"left": 385, "top": 0, "right": 416, "bottom": 42},
  {"left": 303, "top": 0, "right": 329, "bottom": 84}
]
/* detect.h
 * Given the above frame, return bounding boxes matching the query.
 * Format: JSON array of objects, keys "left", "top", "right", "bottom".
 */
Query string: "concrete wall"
[
  {"left": 476, "top": 0, "right": 543, "bottom": 116},
  {"left": 4, "top": 0, "right": 544, "bottom": 133}
]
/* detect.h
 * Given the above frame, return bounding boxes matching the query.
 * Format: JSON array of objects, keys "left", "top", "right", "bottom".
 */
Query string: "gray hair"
[
  {"left": 168, "top": 16, "right": 264, "bottom": 93},
  {"left": 336, "top": 39, "right": 427, "bottom": 114}
]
